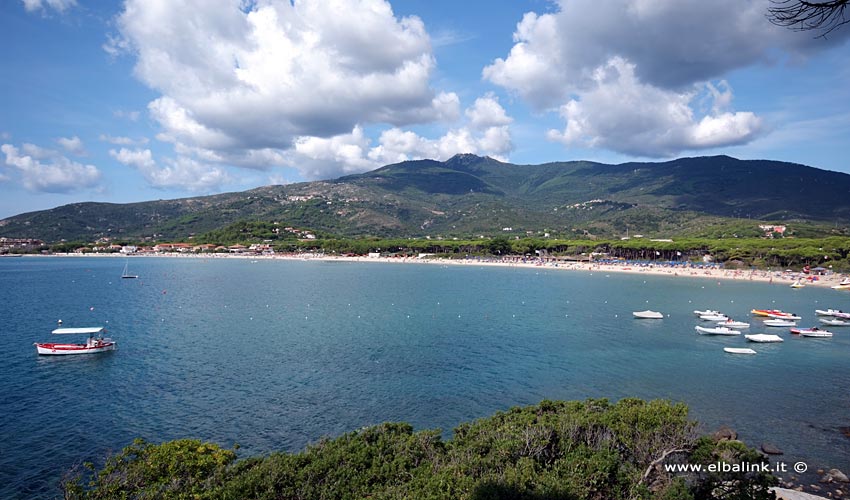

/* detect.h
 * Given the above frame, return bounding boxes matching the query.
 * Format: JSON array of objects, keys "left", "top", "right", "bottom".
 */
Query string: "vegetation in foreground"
[{"left": 64, "top": 399, "right": 776, "bottom": 500}]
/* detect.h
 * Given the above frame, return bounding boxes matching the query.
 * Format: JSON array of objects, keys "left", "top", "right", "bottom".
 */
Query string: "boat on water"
[
  {"left": 790, "top": 327, "right": 833, "bottom": 337},
  {"left": 766, "top": 312, "right": 802, "bottom": 320},
  {"left": 699, "top": 313, "right": 729, "bottom": 321},
  {"left": 34, "top": 327, "right": 116, "bottom": 355},
  {"left": 724, "top": 347, "right": 757, "bottom": 355},
  {"left": 751, "top": 309, "right": 782, "bottom": 317},
  {"left": 790, "top": 280, "right": 805, "bottom": 289},
  {"left": 819, "top": 318, "right": 849, "bottom": 327},
  {"left": 633, "top": 310, "right": 663, "bottom": 319},
  {"left": 831, "top": 278, "right": 850, "bottom": 290},
  {"left": 801, "top": 330, "right": 834, "bottom": 338},
  {"left": 745, "top": 334, "right": 784, "bottom": 343},
  {"left": 815, "top": 309, "right": 844, "bottom": 316},
  {"left": 716, "top": 319, "right": 750, "bottom": 329},
  {"left": 121, "top": 261, "right": 138, "bottom": 279},
  {"left": 693, "top": 309, "right": 722, "bottom": 316},
  {"left": 763, "top": 319, "right": 797, "bottom": 327},
  {"left": 695, "top": 325, "right": 740, "bottom": 336}
]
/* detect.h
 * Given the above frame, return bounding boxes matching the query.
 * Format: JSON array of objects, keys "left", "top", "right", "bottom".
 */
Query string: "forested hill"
[{"left": 2, "top": 154, "right": 849, "bottom": 242}]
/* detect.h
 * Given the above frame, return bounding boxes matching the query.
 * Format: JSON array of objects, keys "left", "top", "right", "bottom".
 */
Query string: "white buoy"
[{"left": 57, "top": 319, "right": 62, "bottom": 325}]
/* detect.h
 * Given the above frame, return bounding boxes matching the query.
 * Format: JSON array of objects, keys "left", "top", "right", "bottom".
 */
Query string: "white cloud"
[
  {"left": 545, "top": 57, "right": 762, "bottom": 157},
  {"left": 109, "top": 0, "right": 452, "bottom": 159},
  {"left": 1, "top": 143, "right": 101, "bottom": 193},
  {"left": 289, "top": 96, "right": 515, "bottom": 180},
  {"left": 484, "top": 0, "right": 845, "bottom": 157},
  {"left": 112, "top": 109, "right": 141, "bottom": 122},
  {"left": 465, "top": 93, "right": 513, "bottom": 130},
  {"left": 99, "top": 134, "right": 149, "bottom": 146},
  {"left": 57, "top": 136, "right": 85, "bottom": 156},
  {"left": 110, "top": 148, "right": 231, "bottom": 192},
  {"left": 22, "top": 0, "right": 77, "bottom": 14}
]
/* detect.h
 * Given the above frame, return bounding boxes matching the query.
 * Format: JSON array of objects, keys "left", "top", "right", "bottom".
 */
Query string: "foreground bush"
[{"left": 64, "top": 399, "right": 776, "bottom": 499}]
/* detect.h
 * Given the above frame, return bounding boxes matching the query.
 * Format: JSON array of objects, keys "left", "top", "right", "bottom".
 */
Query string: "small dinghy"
[
  {"left": 745, "top": 334, "right": 784, "bottom": 343},
  {"left": 695, "top": 326, "right": 740, "bottom": 336},
  {"left": 633, "top": 310, "right": 663, "bottom": 319},
  {"left": 724, "top": 347, "right": 757, "bottom": 355}
]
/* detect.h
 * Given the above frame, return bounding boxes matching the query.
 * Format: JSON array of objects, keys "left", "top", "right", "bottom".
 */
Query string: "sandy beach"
[{"left": 44, "top": 251, "right": 850, "bottom": 290}]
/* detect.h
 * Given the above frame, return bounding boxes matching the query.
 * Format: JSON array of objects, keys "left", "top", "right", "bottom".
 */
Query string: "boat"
[
  {"left": 724, "top": 347, "right": 757, "bottom": 355},
  {"left": 699, "top": 314, "right": 729, "bottom": 321},
  {"left": 633, "top": 310, "right": 663, "bottom": 319},
  {"left": 801, "top": 330, "right": 834, "bottom": 338},
  {"left": 790, "top": 280, "right": 805, "bottom": 289},
  {"left": 745, "top": 334, "right": 784, "bottom": 343},
  {"left": 34, "top": 327, "right": 116, "bottom": 355},
  {"left": 790, "top": 327, "right": 833, "bottom": 337},
  {"left": 122, "top": 261, "right": 138, "bottom": 279},
  {"left": 831, "top": 278, "right": 850, "bottom": 290},
  {"left": 766, "top": 312, "right": 802, "bottom": 320},
  {"left": 716, "top": 319, "right": 750, "bottom": 329},
  {"left": 695, "top": 326, "right": 740, "bottom": 336},
  {"left": 815, "top": 309, "right": 844, "bottom": 316},
  {"left": 751, "top": 309, "right": 782, "bottom": 317},
  {"left": 834, "top": 311, "right": 850, "bottom": 320},
  {"left": 763, "top": 319, "right": 797, "bottom": 327},
  {"left": 819, "top": 318, "right": 849, "bottom": 326},
  {"left": 693, "top": 309, "right": 722, "bottom": 316}
]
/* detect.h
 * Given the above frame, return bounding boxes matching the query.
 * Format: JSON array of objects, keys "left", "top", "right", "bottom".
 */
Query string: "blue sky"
[{"left": 1, "top": 0, "right": 849, "bottom": 219}]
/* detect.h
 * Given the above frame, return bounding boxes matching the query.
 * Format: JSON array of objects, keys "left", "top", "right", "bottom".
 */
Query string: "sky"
[{"left": 1, "top": 0, "right": 849, "bottom": 219}]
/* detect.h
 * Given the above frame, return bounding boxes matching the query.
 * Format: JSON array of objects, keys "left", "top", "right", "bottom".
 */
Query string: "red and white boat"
[{"left": 35, "top": 327, "right": 116, "bottom": 355}]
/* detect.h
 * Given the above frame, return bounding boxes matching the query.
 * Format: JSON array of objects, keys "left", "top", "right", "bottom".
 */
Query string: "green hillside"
[{"left": 1, "top": 155, "right": 849, "bottom": 242}]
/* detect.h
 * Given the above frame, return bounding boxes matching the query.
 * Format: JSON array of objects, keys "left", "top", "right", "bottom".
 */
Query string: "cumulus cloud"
[
  {"left": 22, "top": 0, "right": 77, "bottom": 14},
  {"left": 109, "top": 0, "right": 454, "bottom": 155},
  {"left": 484, "top": 0, "right": 844, "bottom": 157},
  {"left": 1, "top": 143, "right": 101, "bottom": 193},
  {"left": 57, "top": 136, "right": 86, "bottom": 156},
  {"left": 545, "top": 58, "right": 762, "bottom": 156},
  {"left": 110, "top": 148, "right": 231, "bottom": 192},
  {"left": 288, "top": 95, "right": 515, "bottom": 179}
]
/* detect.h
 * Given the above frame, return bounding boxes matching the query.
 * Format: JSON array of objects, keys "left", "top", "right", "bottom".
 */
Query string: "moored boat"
[
  {"left": 751, "top": 309, "right": 782, "bottom": 317},
  {"left": 633, "top": 310, "right": 663, "bottom": 319},
  {"left": 693, "top": 309, "right": 722, "bottom": 316},
  {"left": 745, "top": 334, "right": 784, "bottom": 343},
  {"left": 815, "top": 309, "right": 844, "bottom": 316},
  {"left": 34, "top": 327, "right": 116, "bottom": 355},
  {"left": 766, "top": 312, "right": 802, "bottom": 320},
  {"left": 819, "top": 318, "right": 849, "bottom": 326},
  {"left": 695, "top": 325, "right": 740, "bottom": 336},
  {"left": 763, "top": 319, "right": 797, "bottom": 327},
  {"left": 801, "top": 330, "right": 833, "bottom": 338},
  {"left": 699, "top": 314, "right": 728, "bottom": 321},
  {"left": 724, "top": 347, "right": 757, "bottom": 355},
  {"left": 716, "top": 319, "right": 750, "bottom": 329}
]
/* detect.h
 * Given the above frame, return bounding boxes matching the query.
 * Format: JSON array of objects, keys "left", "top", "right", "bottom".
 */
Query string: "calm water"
[{"left": 1, "top": 256, "right": 848, "bottom": 498}]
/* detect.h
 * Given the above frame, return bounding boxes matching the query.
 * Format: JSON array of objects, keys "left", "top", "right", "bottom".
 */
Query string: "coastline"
[{"left": 31, "top": 251, "right": 850, "bottom": 290}]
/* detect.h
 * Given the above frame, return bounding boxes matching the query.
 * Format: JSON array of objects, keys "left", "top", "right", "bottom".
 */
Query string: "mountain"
[{"left": 2, "top": 155, "right": 849, "bottom": 242}]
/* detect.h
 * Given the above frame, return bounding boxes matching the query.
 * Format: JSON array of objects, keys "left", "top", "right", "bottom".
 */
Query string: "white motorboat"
[
  {"left": 815, "top": 309, "right": 844, "bottom": 316},
  {"left": 745, "top": 334, "right": 784, "bottom": 343},
  {"left": 724, "top": 347, "right": 757, "bottom": 355},
  {"left": 763, "top": 319, "right": 797, "bottom": 327},
  {"left": 693, "top": 309, "right": 722, "bottom": 316},
  {"left": 699, "top": 314, "right": 729, "bottom": 321},
  {"left": 801, "top": 330, "right": 833, "bottom": 338},
  {"left": 34, "top": 327, "right": 116, "bottom": 355},
  {"left": 695, "top": 326, "right": 740, "bottom": 336},
  {"left": 716, "top": 319, "right": 750, "bottom": 329},
  {"left": 633, "top": 310, "right": 663, "bottom": 319},
  {"left": 819, "top": 318, "right": 849, "bottom": 327},
  {"left": 832, "top": 279, "right": 850, "bottom": 290}
]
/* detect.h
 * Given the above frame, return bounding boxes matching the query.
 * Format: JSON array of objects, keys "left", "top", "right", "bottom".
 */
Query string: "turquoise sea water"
[{"left": 1, "top": 256, "right": 848, "bottom": 498}]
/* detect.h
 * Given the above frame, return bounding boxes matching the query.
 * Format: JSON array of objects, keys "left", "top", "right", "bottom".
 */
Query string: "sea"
[{"left": 1, "top": 256, "right": 848, "bottom": 498}]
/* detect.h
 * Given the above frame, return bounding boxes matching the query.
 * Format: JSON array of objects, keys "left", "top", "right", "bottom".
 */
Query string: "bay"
[{"left": 1, "top": 256, "right": 848, "bottom": 498}]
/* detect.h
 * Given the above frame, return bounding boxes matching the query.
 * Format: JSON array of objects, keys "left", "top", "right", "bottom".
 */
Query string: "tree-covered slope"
[{"left": 2, "top": 155, "right": 849, "bottom": 242}]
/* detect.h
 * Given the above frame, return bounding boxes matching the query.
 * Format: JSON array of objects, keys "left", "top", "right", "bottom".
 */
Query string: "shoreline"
[{"left": 26, "top": 251, "right": 850, "bottom": 290}]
